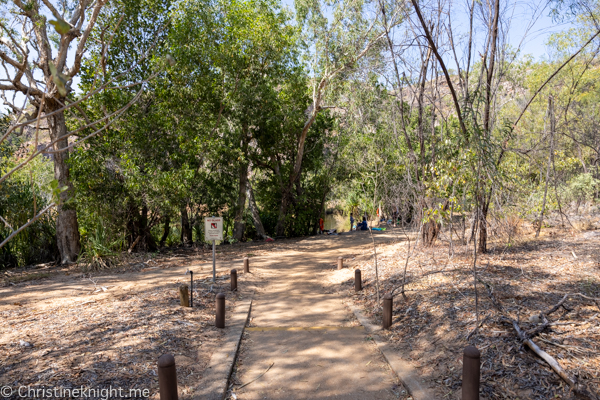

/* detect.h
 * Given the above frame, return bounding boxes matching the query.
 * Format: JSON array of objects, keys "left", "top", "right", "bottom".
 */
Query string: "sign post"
[{"left": 204, "top": 217, "right": 223, "bottom": 282}]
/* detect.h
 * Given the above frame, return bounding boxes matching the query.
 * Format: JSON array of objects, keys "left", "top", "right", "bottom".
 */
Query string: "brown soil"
[
  {"left": 329, "top": 227, "right": 600, "bottom": 399},
  {"left": 0, "top": 242, "right": 272, "bottom": 399},
  {"left": 2, "top": 228, "right": 598, "bottom": 400},
  {"left": 227, "top": 232, "right": 410, "bottom": 400}
]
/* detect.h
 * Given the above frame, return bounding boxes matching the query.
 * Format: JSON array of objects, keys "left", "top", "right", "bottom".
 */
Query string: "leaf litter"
[{"left": 328, "top": 227, "right": 600, "bottom": 400}]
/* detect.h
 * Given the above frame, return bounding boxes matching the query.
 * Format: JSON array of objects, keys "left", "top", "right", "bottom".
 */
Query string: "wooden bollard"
[
  {"left": 383, "top": 294, "right": 393, "bottom": 329},
  {"left": 243, "top": 257, "right": 249, "bottom": 273},
  {"left": 216, "top": 293, "right": 226, "bottom": 328},
  {"left": 158, "top": 354, "right": 178, "bottom": 400},
  {"left": 179, "top": 285, "right": 189, "bottom": 307},
  {"left": 355, "top": 269, "right": 362, "bottom": 291},
  {"left": 231, "top": 269, "right": 238, "bottom": 291},
  {"left": 462, "top": 345, "right": 480, "bottom": 400},
  {"left": 337, "top": 256, "right": 343, "bottom": 270}
]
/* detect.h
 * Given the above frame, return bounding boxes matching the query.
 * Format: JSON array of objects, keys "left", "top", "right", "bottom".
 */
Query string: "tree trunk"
[
  {"left": 140, "top": 205, "right": 157, "bottom": 251},
  {"left": 180, "top": 205, "right": 192, "bottom": 245},
  {"left": 48, "top": 103, "right": 80, "bottom": 264},
  {"left": 476, "top": 0, "right": 499, "bottom": 255},
  {"left": 233, "top": 163, "right": 249, "bottom": 241},
  {"left": 536, "top": 96, "right": 555, "bottom": 237},
  {"left": 160, "top": 215, "right": 170, "bottom": 247},
  {"left": 422, "top": 218, "right": 440, "bottom": 246},
  {"left": 247, "top": 182, "right": 266, "bottom": 239},
  {"left": 478, "top": 202, "right": 488, "bottom": 254},
  {"left": 128, "top": 205, "right": 158, "bottom": 252},
  {"left": 275, "top": 192, "right": 289, "bottom": 237}
]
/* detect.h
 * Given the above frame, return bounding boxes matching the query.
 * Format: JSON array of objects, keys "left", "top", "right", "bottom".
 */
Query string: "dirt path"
[
  {"left": 230, "top": 231, "right": 411, "bottom": 399},
  {"left": 1, "top": 229, "right": 409, "bottom": 399}
]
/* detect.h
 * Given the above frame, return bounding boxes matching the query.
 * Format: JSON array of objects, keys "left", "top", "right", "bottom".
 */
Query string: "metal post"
[
  {"left": 337, "top": 256, "right": 343, "bottom": 270},
  {"left": 231, "top": 269, "right": 237, "bottom": 291},
  {"left": 158, "top": 354, "right": 178, "bottom": 400},
  {"left": 243, "top": 257, "right": 249, "bottom": 273},
  {"left": 355, "top": 269, "right": 362, "bottom": 291},
  {"left": 216, "top": 293, "right": 225, "bottom": 328},
  {"left": 212, "top": 240, "right": 216, "bottom": 282},
  {"left": 189, "top": 271, "right": 193, "bottom": 308},
  {"left": 383, "top": 294, "right": 393, "bottom": 329},
  {"left": 462, "top": 345, "right": 480, "bottom": 400}
]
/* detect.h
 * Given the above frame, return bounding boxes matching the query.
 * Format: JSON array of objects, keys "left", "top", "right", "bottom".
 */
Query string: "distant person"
[
  {"left": 350, "top": 213, "right": 355, "bottom": 231},
  {"left": 319, "top": 217, "right": 324, "bottom": 234},
  {"left": 361, "top": 216, "right": 368, "bottom": 230}
]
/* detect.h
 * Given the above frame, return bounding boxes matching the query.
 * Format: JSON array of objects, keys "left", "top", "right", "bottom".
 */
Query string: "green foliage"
[
  {"left": 6, "top": 0, "right": 596, "bottom": 265},
  {"left": 79, "top": 217, "right": 121, "bottom": 271},
  {"left": 69, "top": 0, "right": 327, "bottom": 249},
  {"left": 567, "top": 173, "right": 599, "bottom": 203},
  {"left": 0, "top": 120, "right": 57, "bottom": 268}
]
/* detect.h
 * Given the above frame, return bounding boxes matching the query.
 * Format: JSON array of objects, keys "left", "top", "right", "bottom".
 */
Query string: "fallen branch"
[
  {"left": 479, "top": 278, "right": 598, "bottom": 399},
  {"left": 504, "top": 316, "right": 575, "bottom": 385},
  {"left": 466, "top": 314, "right": 490, "bottom": 340},
  {"left": 504, "top": 317, "right": 598, "bottom": 399},
  {"left": 550, "top": 313, "right": 598, "bottom": 327},
  {"left": 538, "top": 337, "right": 588, "bottom": 356},
  {"left": 527, "top": 292, "right": 600, "bottom": 337},
  {"left": 546, "top": 293, "right": 600, "bottom": 313},
  {"left": 128, "top": 235, "right": 142, "bottom": 253}
]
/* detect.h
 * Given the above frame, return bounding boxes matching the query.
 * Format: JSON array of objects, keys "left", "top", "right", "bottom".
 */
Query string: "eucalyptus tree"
[
  {"left": 0, "top": 0, "right": 162, "bottom": 262},
  {"left": 395, "top": 0, "right": 600, "bottom": 252}
]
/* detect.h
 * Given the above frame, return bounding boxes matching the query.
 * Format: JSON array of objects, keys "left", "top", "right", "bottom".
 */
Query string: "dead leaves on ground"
[{"left": 330, "top": 230, "right": 600, "bottom": 399}]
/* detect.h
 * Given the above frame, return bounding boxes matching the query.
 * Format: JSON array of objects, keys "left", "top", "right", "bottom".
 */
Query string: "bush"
[
  {"left": 79, "top": 217, "right": 123, "bottom": 271},
  {"left": 567, "top": 173, "right": 599, "bottom": 204},
  {"left": 0, "top": 150, "right": 57, "bottom": 268}
]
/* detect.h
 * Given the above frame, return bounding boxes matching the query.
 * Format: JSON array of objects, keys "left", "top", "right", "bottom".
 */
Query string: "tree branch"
[
  {"left": 409, "top": 0, "right": 468, "bottom": 138},
  {"left": 0, "top": 203, "right": 56, "bottom": 250}
]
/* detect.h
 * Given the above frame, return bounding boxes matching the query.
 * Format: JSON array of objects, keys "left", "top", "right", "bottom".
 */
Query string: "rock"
[
  {"left": 19, "top": 340, "right": 32, "bottom": 347},
  {"left": 528, "top": 314, "right": 541, "bottom": 324}
]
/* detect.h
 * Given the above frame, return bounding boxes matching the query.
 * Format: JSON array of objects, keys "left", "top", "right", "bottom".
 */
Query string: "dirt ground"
[
  {"left": 328, "top": 226, "right": 600, "bottom": 399},
  {"left": 1, "top": 226, "right": 599, "bottom": 399},
  {"left": 226, "top": 233, "right": 408, "bottom": 400},
  {"left": 0, "top": 243, "right": 269, "bottom": 399}
]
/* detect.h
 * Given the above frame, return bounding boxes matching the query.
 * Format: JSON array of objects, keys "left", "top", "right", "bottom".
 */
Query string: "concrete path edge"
[
  {"left": 349, "top": 303, "right": 437, "bottom": 400},
  {"left": 192, "top": 290, "right": 255, "bottom": 400}
]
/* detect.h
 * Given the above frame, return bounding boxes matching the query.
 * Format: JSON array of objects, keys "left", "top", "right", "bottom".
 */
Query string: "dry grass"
[{"left": 572, "top": 220, "right": 597, "bottom": 232}]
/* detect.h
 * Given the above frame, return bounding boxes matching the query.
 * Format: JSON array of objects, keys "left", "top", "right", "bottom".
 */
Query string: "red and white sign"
[{"left": 204, "top": 217, "right": 223, "bottom": 241}]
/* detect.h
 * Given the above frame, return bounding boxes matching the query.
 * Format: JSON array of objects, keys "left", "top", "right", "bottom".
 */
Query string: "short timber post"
[
  {"left": 462, "top": 345, "right": 481, "bottom": 400},
  {"left": 158, "top": 354, "right": 178, "bottom": 400},
  {"left": 337, "top": 256, "right": 343, "bottom": 270},
  {"left": 355, "top": 269, "right": 362, "bottom": 291},
  {"left": 216, "top": 293, "right": 226, "bottom": 329},
  {"left": 243, "top": 257, "right": 250, "bottom": 273},
  {"left": 231, "top": 269, "right": 238, "bottom": 291},
  {"left": 179, "top": 286, "right": 189, "bottom": 308},
  {"left": 189, "top": 271, "right": 193, "bottom": 307},
  {"left": 382, "top": 294, "right": 393, "bottom": 329}
]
